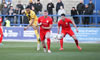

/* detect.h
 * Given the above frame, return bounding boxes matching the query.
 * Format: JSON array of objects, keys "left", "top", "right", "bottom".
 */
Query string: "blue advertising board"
[
  {"left": 64, "top": 27, "right": 100, "bottom": 42},
  {"left": 3, "top": 27, "right": 100, "bottom": 42}
]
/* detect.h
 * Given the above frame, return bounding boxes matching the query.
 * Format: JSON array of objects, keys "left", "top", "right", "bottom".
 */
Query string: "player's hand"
[
  {"left": 76, "top": 28, "right": 79, "bottom": 33},
  {"left": 24, "top": 27, "right": 28, "bottom": 30},
  {"left": 42, "top": 26, "right": 46, "bottom": 29},
  {"left": 37, "top": 23, "right": 42, "bottom": 26}
]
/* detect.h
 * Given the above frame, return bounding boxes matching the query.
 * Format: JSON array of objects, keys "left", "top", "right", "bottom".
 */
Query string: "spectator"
[
  {"left": 47, "top": 0, "right": 54, "bottom": 21},
  {"left": 16, "top": 1, "right": 24, "bottom": 15},
  {"left": 56, "top": 0, "right": 64, "bottom": 13},
  {"left": 1, "top": 4, "right": 9, "bottom": 15},
  {"left": 71, "top": 7, "right": 79, "bottom": 24},
  {"left": 47, "top": 0, "right": 54, "bottom": 15},
  {"left": 4, "top": 17, "right": 10, "bottom": 27},
  {"left": 14, "top": 7, "right": 19, "bottom": 24},
  {"left": 8, "top": 6, "right": 15, "bottom": 24},
  {"left": 14, "top": 7, "right": 19, "bottom": 15},
  {"left": 28, "top": 0, "right": 38, "bottom": 14},
  {"left": 83, "top": 5, "right": 90, "bottom": 25},
  {"left": 58, "top": 6, "right": 66, "bottom": 22},
  {"left": 28, "top": 0, "right": 37, "bottom": 10},
  {"left": 88, "top": 0, "right": 95, "bottom": 24},
  {"left": 56, "top": 0, "right": 64, "bottom": 22},
  {"left": 7, "top": 1, "right": 12, "bottom": 9},
  {"left": 0, "top": 0, "right": 6, "bottom": 13},
  {"left": 77, "top": 0, "right": 85, "bottom": 15},
  {"left": 88, "top": 0, "right": 95, "bottom": 15},
  {"left": 36, "top": 0, "right": 43, "bottom": 15},
  {"left": 1, "top": 4, "right": 9, "bottom": 21},
  {"left": 32, "top": 6, "right": 37, "bottom": 14}
]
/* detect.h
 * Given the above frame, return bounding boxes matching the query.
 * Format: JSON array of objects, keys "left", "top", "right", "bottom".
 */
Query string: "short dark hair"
[
  {"left": 26, "top": 5, "right": 30, "bottom": 9},
  {"left": 44, "top": 10, "right": 48, "bottom": 12},
  {"left": 37, "top": 0, "right": 40, "bottom": 1},
  {"left": 61, "top": 14, "right": 66, "bottom": 16},
  {"left": 72, "top": 7, "right": 75, "bottom": 8}
]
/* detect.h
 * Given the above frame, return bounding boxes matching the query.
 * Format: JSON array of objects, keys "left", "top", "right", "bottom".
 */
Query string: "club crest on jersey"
[
  {"left": 66, "top": 23, "right": 68, "bottom": 25},
  {"left": 47, "top": 20, "right": 49, "bottom": 23}
]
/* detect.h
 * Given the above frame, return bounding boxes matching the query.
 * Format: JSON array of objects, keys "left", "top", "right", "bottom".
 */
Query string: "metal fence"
[{"left": 0, "top": 15, "right": 100, "bottom": 27}]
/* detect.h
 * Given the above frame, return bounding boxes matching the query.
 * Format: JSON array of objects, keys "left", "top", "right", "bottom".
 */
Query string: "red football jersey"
[
  {"left": 38, "top": 16, "right": 53, "bottom": 31},
  {"left": 58, "top": 18, "right": 73, "bottom": 31},
  {"left": 0, "top": 18, "right": 2, "bottom": 26}
]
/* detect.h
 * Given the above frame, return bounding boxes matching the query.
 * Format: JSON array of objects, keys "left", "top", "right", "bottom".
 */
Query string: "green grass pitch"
[{"left": 0, "top": 42, "right": 100, "bottom": 60}]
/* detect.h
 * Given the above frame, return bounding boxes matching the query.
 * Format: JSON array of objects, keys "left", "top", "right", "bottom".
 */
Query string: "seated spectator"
[
  {"left": 58, "top": 6, "right": 66, "bottom": 22},
  {"left": 71, "top": 7, "right": 79, "bottom": 24}
]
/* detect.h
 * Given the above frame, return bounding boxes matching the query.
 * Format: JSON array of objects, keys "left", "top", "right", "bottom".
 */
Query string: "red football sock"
[
  {"left": 60, "top": 38, "right": 63, "bottom": 48},
  {"left": 43, "top": 46, "right": 46, "bottom": 48},
  {"left": 47, "top": 38, "right": 50, "bottom": 50},
  {"left": 75, "top": 40, "right": 79, "bottom": 47},
  {"left": 0, "top": 34, "right": 3, "bottom": 43}
]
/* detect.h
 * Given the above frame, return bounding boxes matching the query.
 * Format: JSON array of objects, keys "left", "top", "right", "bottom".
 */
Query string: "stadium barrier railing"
[{"left": 0, "top": 15, "right": 100, "bottom": 27}]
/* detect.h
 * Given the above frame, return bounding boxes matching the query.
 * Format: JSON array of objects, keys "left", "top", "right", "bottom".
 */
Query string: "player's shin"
[
  {"left": 42, "top": 41, "right": 46, "bottom": 52},
  {"left": 34, "top": 30, "right": 41, "bottom": 51},
  {"left": 74, "top": 39, "right": 82, "bottom": 51},
  {"left": 47, "top": 38, "right": 50, "bottom": 50},
  {"left": 60, "top": 38, "right": 63, "bottom": 48},
  {"left": 35, "top": 30, "right": 41, "bottom": 44},
  {"left": 74, "top": 39, "right": 79, "bottom": 47},
  {"left": 0, "top": 33, "right": 3, "bottom": 43}
]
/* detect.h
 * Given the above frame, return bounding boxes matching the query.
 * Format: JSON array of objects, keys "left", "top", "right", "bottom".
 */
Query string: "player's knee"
[
  {"left": 46, "top": 32, "right": 50, "bottom": 39},
  {"left": 72, "top": 35, "right": 77, "bottom": 40}
]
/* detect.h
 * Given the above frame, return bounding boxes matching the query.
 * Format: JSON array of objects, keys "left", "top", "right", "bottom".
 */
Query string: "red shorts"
[
  {"left": 40, "top": 30, "right": 50, "bottom": 41},
  {"left": 61, "top": 29, "right": 74, "bottom": 37}
]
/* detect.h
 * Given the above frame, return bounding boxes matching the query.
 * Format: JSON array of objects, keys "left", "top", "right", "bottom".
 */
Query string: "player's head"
[
  {"left": 44, "top": 10, "right": 48, "bottom": 17},
  {"left": 61, "top": 14, "right": 66, "bottom": 21},
  {"left": 26, "top": 6, "right": 31, "bottom": 14}
]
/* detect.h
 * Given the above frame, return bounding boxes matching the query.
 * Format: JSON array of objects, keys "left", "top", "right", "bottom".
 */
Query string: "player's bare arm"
[
  {"left": 58, "top": 26, "right": 60, "bottom": 34},
  {"left": 24, "top": 18, "right": 36, "bottom": 30},
  {"left": 37, "top": 23, "right": 42, "bottom": 26},
  {"left": 72, "top": 21, "right": 78, "bottom": 33},
  {"left": 42, "top": 24, "right": 52, "bottom": 29}
]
